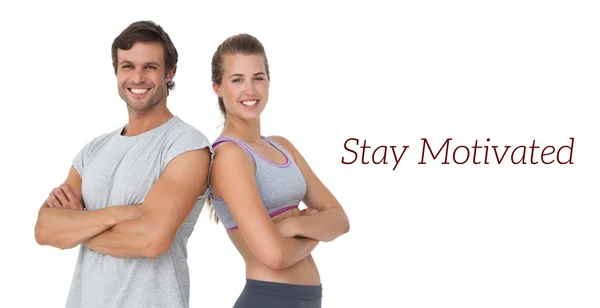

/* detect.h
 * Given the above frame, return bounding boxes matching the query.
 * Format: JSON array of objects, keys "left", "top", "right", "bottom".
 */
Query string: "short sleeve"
[
  {"left": 72, "top": 141, "right": 92, "bottom": 177},
  {"left": 71, "top": 132, "right": 111, "bottom": 178},
  {"left": 162, "top": 129, "right": 215, "bottom": 171}
]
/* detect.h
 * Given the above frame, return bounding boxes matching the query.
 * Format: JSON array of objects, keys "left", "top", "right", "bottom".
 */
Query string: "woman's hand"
[{"left": 275, "top": 208, "right": 320, "bottom": 238}]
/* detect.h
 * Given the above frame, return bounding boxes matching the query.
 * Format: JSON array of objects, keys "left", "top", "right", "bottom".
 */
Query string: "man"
[{"left": 34, "top": 20, "right": 213, "bottom": 308}]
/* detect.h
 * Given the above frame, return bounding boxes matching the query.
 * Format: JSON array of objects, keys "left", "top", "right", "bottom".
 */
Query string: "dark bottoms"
[{"left": 233, "top": 279, "right": 323, "bottom": 308}]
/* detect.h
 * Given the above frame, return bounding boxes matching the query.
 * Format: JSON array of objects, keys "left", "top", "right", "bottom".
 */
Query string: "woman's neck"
[{"left": 222, "top": 117, "right": 262, "bottom": 144}]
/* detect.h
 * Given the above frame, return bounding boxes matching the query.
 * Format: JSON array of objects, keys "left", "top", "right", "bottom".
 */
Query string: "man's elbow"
[
  {"left": 34, "top": 223, "right": 50, "bottom": 246},
  {"left": 142, "top": 234, "right": 174, "bottom": 258},
  {"left": 34, "top": 216, "right": 58, "bottom": 247},
  {"left": 34, "top": 225, "right": 76, "bottom": 250}
]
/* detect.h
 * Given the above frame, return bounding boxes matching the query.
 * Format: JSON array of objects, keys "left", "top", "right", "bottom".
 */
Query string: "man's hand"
[{"left": 46, "top": 184, "right": 84, "bottom": 210}]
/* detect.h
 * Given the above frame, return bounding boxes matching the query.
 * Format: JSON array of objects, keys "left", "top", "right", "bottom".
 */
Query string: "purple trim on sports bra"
[
  {"left": 226, "top": 205, "right": 299, "bottom": 230},
  {"left": 213, "top": 136, "right": 291, "bottom": 168}
]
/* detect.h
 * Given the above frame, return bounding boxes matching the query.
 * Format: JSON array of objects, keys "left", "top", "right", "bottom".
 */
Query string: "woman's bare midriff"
[{"left": 227, "top": 207, "right": 321, "bottom": 286}]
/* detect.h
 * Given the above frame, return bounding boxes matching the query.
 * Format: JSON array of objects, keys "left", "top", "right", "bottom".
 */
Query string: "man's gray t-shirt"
[{"left": 65, "top": 116, "right": 213, "bottom": 308}]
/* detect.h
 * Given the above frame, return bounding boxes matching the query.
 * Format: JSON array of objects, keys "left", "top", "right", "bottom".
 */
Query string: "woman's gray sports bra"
[{"left": 209, "top": 136, "right": 307, "bottom": 230}]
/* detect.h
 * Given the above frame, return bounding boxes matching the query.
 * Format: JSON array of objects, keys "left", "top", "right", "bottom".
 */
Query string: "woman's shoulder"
[
  {"left": 212, "top": 135, "right": 256, "bottom": 166},
  {"left": 265, "top": 135, "right": 294, "bottom": 150}
]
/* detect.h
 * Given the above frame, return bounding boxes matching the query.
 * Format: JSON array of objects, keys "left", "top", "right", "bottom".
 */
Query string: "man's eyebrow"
[{"left": 118, "top": 61, "right": 161, "bottom": 66}]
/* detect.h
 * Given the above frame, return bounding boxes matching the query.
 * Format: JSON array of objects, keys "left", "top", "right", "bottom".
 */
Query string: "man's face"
[{"left": 115, "top": 41, "right": 173, "bottom": 111}]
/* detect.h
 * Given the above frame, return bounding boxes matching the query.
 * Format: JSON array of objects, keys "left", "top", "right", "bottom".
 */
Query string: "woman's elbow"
[
  {"left": 259, "top": 249, "right": 286, "bottom": 270},
  {"left": 343, "top": 216, "right": 350, "bottom": 234},
  {"left": 336, "top": 213, "right": 351, "bottom": 237},
  {"left": 325, "top": 216, "right": 350, "bottom": 242}
]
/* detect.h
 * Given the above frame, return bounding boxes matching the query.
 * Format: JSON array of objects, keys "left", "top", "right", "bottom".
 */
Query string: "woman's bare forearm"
[
  {"left": 279, "top": 236, "right": 319, "bottom": 269},
  {"left": 291, "top": 207, "right": 350, "bottom": 242}
]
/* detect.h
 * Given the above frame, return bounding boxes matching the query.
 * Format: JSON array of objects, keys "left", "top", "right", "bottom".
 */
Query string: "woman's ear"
[{"left": 212, "top": 82, "right": 222, "bottom": 97}]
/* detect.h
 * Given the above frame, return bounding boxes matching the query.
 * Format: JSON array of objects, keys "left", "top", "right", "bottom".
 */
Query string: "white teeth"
[
  {"left": 130, "top": 88, "right": 149, "bottom": 94},
  {"left": 241, "top": 100, "right": 257, "bottom": 107}
]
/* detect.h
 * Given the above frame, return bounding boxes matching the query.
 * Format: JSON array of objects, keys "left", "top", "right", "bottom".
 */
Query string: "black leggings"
[{"left": 233, "top": 279, "right": 323, "bottom": 308}]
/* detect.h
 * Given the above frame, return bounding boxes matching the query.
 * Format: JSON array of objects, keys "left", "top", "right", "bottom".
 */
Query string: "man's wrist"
[{"left": 103, "top": 205, "right": 142, "bottom": 225}]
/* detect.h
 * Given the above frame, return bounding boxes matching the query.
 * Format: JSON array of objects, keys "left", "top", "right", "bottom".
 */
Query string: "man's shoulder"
[
  {"left": 160, "top": 116, "right": 214, "bottom": 168},
  {"left": 80, "top": 129, "right": 119, "bottom": 152},
  {"left": 167, "top": 116, "right": 211, "bottom": 143}
]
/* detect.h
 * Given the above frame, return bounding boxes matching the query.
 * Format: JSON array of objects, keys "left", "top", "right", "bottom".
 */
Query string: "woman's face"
[{"left": 214, "top": 53, "right": 270, "bottom": 122}]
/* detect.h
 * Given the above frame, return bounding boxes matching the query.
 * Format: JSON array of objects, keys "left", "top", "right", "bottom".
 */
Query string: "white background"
[{"left": 1, "top": 0, "right": 599, "bottom": 307}]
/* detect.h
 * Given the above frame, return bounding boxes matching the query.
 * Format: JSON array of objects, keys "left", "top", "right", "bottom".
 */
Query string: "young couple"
[{"left": 34, "top": 20, "right": 349, "bottom": 308}]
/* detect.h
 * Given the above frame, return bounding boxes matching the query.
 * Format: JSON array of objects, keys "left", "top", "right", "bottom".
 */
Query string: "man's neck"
[{"left": 122, "top": 105, "right": 174, "bottom": 137}]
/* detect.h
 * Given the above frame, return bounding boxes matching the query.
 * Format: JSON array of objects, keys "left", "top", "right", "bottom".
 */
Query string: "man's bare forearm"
[
  {"left": 83, "top": 216, "right": 160, "bottom": 258},
  {"left": 35, "top": 205, "right": 142, "bottom": 250}
]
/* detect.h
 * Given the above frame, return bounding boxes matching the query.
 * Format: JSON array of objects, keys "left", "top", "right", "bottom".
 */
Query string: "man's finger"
[
  {"left": 47, "top": 192, "right": 62, "bottom": 208},
  {"left": 59, "top": 184, "right": 84, "bottom": 210},
  {"left": 60, "top": 184, "right": 75, "bottom": 201},
  {"left": 45, "top": 193, "right": 55, "bottom": 208},
  {"left": 53, "top": 187, "right": 70, "bottom": 206}
]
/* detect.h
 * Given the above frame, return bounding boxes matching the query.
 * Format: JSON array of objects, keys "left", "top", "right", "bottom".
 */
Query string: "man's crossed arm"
[
  {"left": 34, "top": 148, "right": 211, "bottom": 258},
  {"left": 34, "top": 165, "right": 143, "bottom": 250}
]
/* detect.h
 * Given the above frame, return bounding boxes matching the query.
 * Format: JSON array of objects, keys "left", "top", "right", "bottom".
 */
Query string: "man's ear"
[{"left": 166, "top": 65, "right": 177, "bottom": 82}]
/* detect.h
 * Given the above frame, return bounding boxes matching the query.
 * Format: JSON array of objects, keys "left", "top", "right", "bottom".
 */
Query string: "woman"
[{"left": 207, "top": 33, "right": 350, "bottom": 307}]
